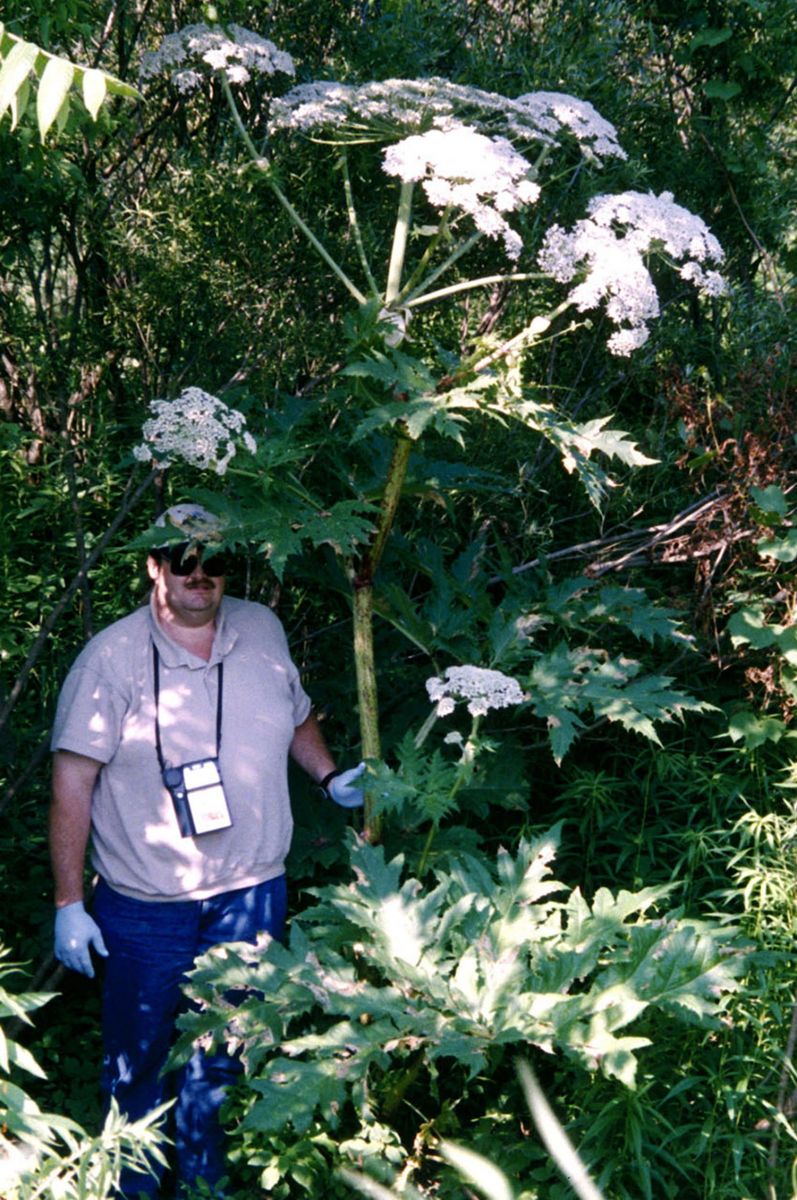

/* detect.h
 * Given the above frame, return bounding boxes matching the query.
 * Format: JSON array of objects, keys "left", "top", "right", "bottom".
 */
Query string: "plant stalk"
[
  {"left": 385, "top": 181, "right": 414, "bottom": 305},
  {"left": 354, "top": 433, "right": 413, "bottom": 841}
]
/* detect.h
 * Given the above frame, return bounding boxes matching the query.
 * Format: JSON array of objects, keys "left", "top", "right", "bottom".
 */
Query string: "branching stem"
[{"left": 221, "top": 76, "right": 367, "bottom": 304}]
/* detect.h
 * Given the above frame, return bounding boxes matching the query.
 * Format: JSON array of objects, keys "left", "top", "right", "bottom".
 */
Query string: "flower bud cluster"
[
  {"left": 133, "top": 387, "right": 257, "bottom": 475},
  {"left": 383, "top": 123, "right": 541, "bottom": 260},
  {"left": 538, "top": 190, "right": 726, "bottom": 355},
  {"left": 139, "top": 23, "right": 295, "bottom": 92},
  {"left": 426, "top": 665, "right": 527, "bottom": 718}
]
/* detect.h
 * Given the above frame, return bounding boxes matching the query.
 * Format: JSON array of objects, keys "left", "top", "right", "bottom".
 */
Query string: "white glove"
[
  {"left": 325, "top": 763, "right": 366, "bottom": 809},
  {"left": 54, "top": 901, "right": 108, "bottom": 978}
]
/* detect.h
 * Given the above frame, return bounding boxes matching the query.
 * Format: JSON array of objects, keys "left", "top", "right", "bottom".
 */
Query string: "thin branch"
[
  {"left": 339, "top": 149, "right": 380, "bottom": 297},
  {"left": 401, "top": 231, "right": 483, "bottom": 305},
  {"left": 496, "top": 491, "right": 722, "bottom": 582},
  {"left": 0, "top": 734, "right": 50, "bottom": 819},
  {"left": 406, "top": 272, "right": 546, "bottom": 309},
  {"left": 0, "top": 468, "right": 158, "bottom": 742}
]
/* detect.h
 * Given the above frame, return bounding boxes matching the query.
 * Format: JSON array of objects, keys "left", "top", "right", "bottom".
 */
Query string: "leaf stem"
[{"left": 417, "top": 715, "right": 480, "bottom": 875}]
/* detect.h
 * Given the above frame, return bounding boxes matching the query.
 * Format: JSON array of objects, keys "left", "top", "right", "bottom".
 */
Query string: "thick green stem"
[
  {"left": 385, "top": 181, "right": 414, "bottom": 304},
  {"left": 368, "top": 433, "right": 412, "bottom": 575},
  {"left": 354, "top": 433, "right": 413, "bottom": 841},
  {"left": 354, "top": 584, "right": 381, "bottom": 757}
]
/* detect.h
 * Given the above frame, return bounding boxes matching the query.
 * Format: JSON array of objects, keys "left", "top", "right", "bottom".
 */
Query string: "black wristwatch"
[{"left": 318, "top": 769, "right": 340, "bottom": 800}]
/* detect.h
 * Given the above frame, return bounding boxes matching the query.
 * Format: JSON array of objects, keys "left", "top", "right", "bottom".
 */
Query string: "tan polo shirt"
[{"left": 51, "top": 595, "right": 312, "bottom": 901}]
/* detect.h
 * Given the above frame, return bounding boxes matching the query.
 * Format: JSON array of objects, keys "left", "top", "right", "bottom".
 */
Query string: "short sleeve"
[{"left": 50, "top": 664, "right": 129, "bottom": 763}]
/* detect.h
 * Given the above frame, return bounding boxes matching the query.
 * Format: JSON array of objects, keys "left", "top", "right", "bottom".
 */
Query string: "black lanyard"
[{"left": 152, "top": 643, "right": 224, "bottom": 772}]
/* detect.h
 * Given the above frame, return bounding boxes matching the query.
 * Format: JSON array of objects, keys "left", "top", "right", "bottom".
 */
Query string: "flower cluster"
[
  {"left": 269, "top": 77, "right": 626, "bottom": 162},
  {"left": 139, "top": 23, "right": 295, "bottom": 92},
  {"left": 426, "top": 665, "right": 527, "bottom": 718},
  {"left": 383, "top": 123, "right": 540, "bottom": 259},
  {"left": 133, "top": 387, "right": 257, "bottom": 475},
  {"left": 514, "top": 91, "right": 627, "bottom": 161},
  {"left": 538, "top": 190, "right": 726, "bottom": 355}
]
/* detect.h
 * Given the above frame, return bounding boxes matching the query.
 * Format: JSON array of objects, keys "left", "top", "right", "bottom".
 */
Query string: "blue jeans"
[{"left": 93, "top": 875, "right": 288, "bottom": 1198}]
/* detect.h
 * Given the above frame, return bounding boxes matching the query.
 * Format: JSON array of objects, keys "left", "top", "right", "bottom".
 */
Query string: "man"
[{"left": 49, "top": 504, "right": 364, "bottom": 1197}]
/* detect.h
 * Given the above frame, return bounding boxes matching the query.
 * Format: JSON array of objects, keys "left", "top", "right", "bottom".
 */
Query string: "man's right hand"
[{"left": 54, "top": 901, "right": 108, "bottom": 978}]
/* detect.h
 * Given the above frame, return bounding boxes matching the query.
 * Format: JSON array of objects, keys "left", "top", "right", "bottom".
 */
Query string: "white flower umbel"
[
  {"left": 140, "top": 23, "right": 295, "bottom": 91},
  {"left": 133, "top": 387, "right": 257, "bottom": 475},
  {"left": 514, "top": 92, "right": 627, "bottom": 162},
  {"left": 426, "top": 665, "right": 527, "bottom": 718},
  {"left": 269, "top": 77, "right": 626, "bottom": 163},
  {"left": 538, "top": 190, "right": 726, "bottom": 355},
  {"left": 383, "top": 123, "right": 540, "bottom": 260}
]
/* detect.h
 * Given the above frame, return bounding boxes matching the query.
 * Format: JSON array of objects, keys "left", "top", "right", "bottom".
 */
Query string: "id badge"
[{"left": 183, "top": 758, "right": 233, "bottom": 835}]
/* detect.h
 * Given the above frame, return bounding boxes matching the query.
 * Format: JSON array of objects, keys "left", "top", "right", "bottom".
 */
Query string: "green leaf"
[
  {"left": 505, "top": 396, "right": 656, "bottom": 509},
  {"left": 585, "top": 585, "right": 691, "bottom": 646},
  {"left": 9, "top": 73, "right": 30, "bottom": 129},
  {"left": 301, "top": 500, "right": 378, "bottom": 556},
  {"left": 727, "top": 709, "right": 786, "bottom": 749},
  {"left": 703, "top": 79, "right": 742, "bottom": 100},
  {"left": 775, "top": 626, "right": 797, "bottom": 667},
  {"left": 37, "top": 55, "right": 73, "bottom": 140},
  {"left": 689, "top": 27, "right": 733, "bottom": 50},
  {"left": 81, "top": 66, "right": 106, "bottom": 120},
  {"left": 528, "top": 644, "right": 712, "bottom": 762},
  {"left": 0, "top": 39, "right": 38, "bottom": 121},
  {"left": 727, "top": 607, "right": 778, "bottom": 649},
  {"left": 750, "top": 484, "right": 788, "bottom": 517},
  {"left": 245, "top": 1058, "right": 349, "bottom": 1134},
  {"left": 758, "top": 529, "right": 797, "bottom": 562}
]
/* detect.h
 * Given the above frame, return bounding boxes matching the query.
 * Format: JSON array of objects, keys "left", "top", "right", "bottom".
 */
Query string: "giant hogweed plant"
[
  {"left": 173, "top": 825, "right": 750, "bottom": 1195},
  {"left": 135, "top": 23, "right": 728, "bottom": 837}
]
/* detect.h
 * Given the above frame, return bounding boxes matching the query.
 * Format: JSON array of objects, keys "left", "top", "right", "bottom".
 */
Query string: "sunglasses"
[{"left": 154, "top": 543, "right": 230, "bottom": 577}]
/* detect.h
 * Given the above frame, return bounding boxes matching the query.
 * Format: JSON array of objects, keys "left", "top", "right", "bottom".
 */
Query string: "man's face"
[{"left": 147, "top": 545, "right": 226, "bottom": 628}]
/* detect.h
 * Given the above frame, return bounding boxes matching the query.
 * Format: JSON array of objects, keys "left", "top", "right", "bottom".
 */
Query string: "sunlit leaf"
[
  {"left": 37, "top": 55, "right": 73, "bottom": 140},
  {"left": 81, "top": 66, "right": 107, "bottom": 120},
  {"left": 0, "top": 39, "right": 38, "bottom": 121}
]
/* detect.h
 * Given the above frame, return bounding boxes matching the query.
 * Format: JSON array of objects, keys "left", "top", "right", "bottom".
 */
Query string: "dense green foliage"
[{"left": 0, "top": 0, "right": 795, "bottom": 1196}]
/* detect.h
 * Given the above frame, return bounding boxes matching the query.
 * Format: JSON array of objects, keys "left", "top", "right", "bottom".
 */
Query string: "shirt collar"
[{"left": 147, "top": 593, "right": 238, "bottom": 668}]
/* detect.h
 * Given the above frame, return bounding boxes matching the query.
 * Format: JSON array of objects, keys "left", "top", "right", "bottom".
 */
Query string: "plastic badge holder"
[{"left": 164, "top": 758, "right": 233, "bottom": 837}]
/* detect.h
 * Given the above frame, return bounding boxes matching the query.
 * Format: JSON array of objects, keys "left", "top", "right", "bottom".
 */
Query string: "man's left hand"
[{"left": 327, "top": 763, "right": 366, "bottom": 808}]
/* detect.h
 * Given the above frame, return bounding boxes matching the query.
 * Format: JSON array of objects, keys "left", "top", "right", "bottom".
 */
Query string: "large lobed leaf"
[{"left": 177, "top": 828, "right": 751, "bottom": 1137}]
